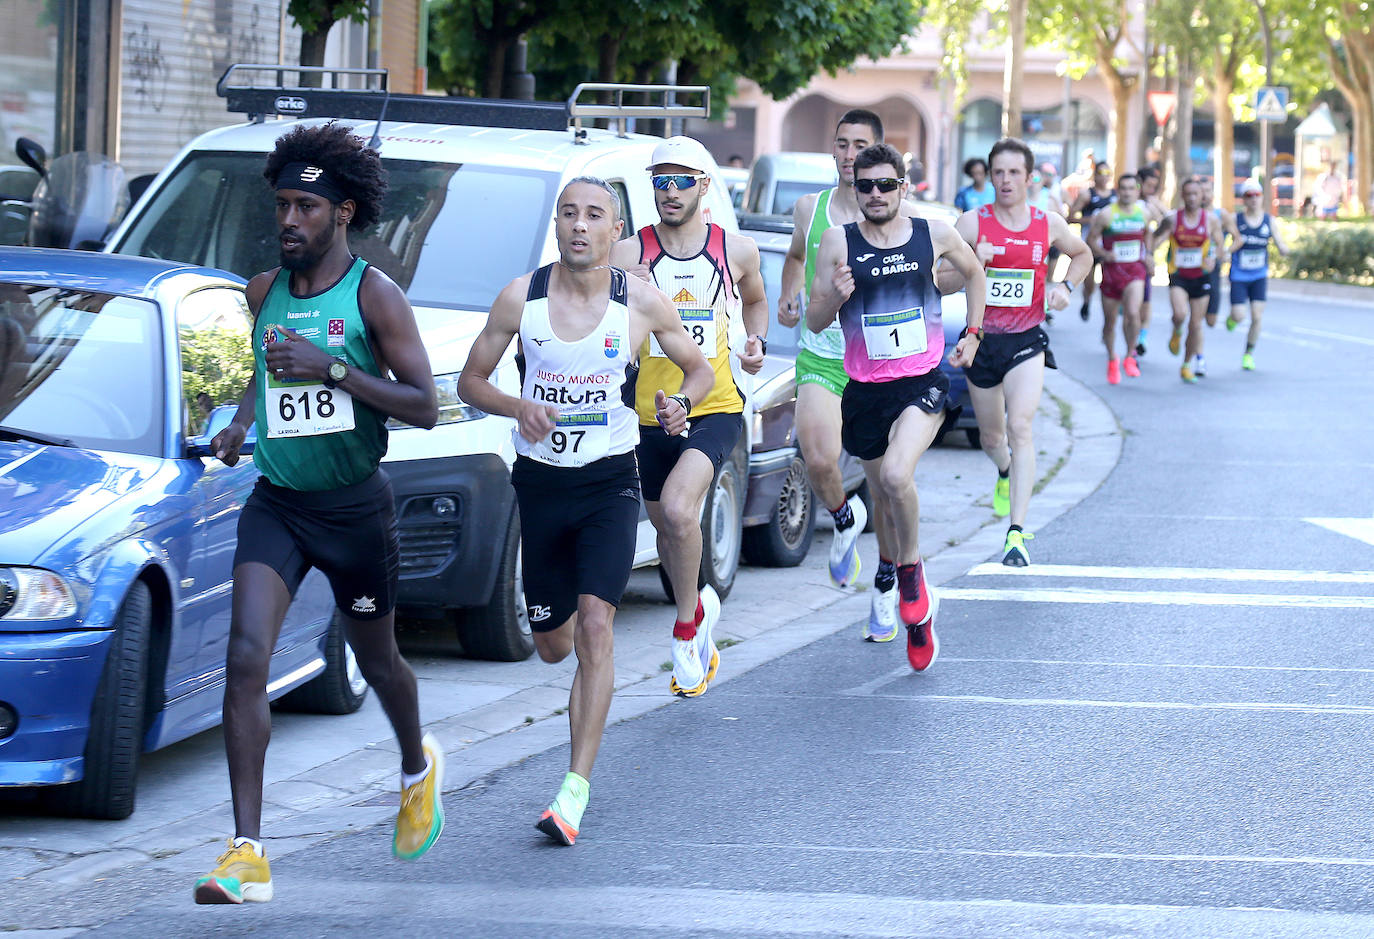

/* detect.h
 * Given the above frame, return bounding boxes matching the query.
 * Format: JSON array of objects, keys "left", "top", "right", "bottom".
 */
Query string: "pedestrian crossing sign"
[{"left": 1255, "top": 86, "right": 1288, "bottom": 122}]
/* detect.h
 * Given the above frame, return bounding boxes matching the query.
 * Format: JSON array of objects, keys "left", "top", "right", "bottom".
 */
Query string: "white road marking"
[
  {"left": 1307, "top": 516, "right": 1374, "bottom": 547},
  {"left": 940, "top": 656, "right": 1374, "bottom": 675},
  {"left": 967, "top": 563, "right": 1374, "bottom": 584},
  {"left": 940, "top": 587, "right": 1374, "bottom": 610},
  {"left": 1291, "top": 324, "right": 1374, "bottom": 347},
  {"left": 867, "top": 693, "right": 1374, "bottom": 716},
  {"left": 1266, "top": 333, "right": 1330, "bottom": 350}
]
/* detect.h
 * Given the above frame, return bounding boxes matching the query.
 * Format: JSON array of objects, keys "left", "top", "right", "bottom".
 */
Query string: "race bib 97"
[
  {"left": 985, "top": 268, "right": 1033, "bottom": 307},
  {"left": 531, "top": 411, "right": 610, "bottom": 467},
  {"left": 861, "top": 307, "right": 926, "bottom": 360}
]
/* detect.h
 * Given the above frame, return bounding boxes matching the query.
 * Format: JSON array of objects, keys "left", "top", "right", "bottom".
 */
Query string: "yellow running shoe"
[
  {"left": 194, "top": 838, "right": 273, "bottom": 904},
  {"left": 1180, "top": 364, "right": 1197, "bottom": 384},
  {"left": 394, "top": 732, "right": 445, "bottom": 861},
  {"left": 1168, "top": 328, "right": 1182, "bottom": 356},
  {"left": 1002, "top": 529, "right": 1033, "bottom": 567}
]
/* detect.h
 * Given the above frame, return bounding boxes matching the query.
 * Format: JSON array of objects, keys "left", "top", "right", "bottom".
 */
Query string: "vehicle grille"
[{"left": 398, "top": 523, "right": 460, "bottom": 575}]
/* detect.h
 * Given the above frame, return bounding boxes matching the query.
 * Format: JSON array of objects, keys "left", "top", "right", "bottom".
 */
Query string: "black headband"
[{"left": 274, "top": 162, "right": 349, "bottom": 204}]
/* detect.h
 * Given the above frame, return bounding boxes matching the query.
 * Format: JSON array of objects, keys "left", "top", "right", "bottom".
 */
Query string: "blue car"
[{"left": 0, "top": 247, "right": 363, "bottom": 819}]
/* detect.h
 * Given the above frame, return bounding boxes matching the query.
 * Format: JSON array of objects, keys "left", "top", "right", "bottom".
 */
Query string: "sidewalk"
[{"left": 0, "top": 369, "right": 1120, "bottom": 908}]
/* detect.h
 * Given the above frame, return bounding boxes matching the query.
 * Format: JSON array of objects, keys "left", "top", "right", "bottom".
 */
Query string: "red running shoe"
[
  {"left": 906, "top": 620, "right": 939, "bottom": 672},
  {"left": 1106, "top": 358, "right": 1121, "bottom": 385},
  {"left": 896, "top": 562, "right": 933, "bottom": 626},
  {"left": 1123, "top": 355, "right": 1141, "bottom": 378}
]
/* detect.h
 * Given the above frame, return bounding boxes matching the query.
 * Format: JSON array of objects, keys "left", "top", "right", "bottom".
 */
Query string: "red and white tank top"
[
  {"left": 1169, "top": 209, "right": 1210, "bottom": 278},
  {"left": 975, "top": 204, "right": 1050, "bottom": 334}
]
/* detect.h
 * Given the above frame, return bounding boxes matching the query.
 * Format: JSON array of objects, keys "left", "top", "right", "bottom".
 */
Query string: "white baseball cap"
[
  {"left": 1241, "top": 178, "right": 1263, "bottom": 194},
  {"left": 647, "top": 136, "right": 714, "bottom": 173}
]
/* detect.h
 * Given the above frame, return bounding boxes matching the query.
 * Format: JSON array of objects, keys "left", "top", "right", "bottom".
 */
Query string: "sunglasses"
[
  {"left": 651, "top": 174, "right": 707, "bottom": 191},
  {"left": 854, "top": 177, "right": 904, "bottom": 194}
]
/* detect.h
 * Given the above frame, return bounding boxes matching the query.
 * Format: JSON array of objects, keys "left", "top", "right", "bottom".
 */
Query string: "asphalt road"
[{"left": 7, "top": 285, "right": 1374, "bottom": 937}]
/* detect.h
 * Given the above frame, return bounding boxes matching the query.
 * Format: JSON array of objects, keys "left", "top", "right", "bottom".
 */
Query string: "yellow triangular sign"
[{"left": 672, "top": 288, "right": 697, "bottom": 303}]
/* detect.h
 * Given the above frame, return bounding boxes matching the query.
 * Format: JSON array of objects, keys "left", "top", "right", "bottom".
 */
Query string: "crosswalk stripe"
[
  {"left": 966, "top": 563, "right": 1374, "bottom": 584},
  {"left": 941, "top": 587, "right": 1374, "bottom": 609}
]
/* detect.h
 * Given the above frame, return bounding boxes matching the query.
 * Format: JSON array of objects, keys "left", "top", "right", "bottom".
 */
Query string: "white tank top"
[{"left": 514, "top": 264, "right": 640, "bottom": 467}]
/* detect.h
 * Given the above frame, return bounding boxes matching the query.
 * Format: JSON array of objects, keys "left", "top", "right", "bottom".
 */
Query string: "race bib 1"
[
  {"left": 533, "top": 411, "right": 609, "bottom": 467},
  {"left": 649, "top": 307, "right": 716, "bottom": 358},
  {"left": 1238, "top": 248, "right": 1267, "bottom": 270},
  {"left": 1112, "top": 240, "right": 1142, "bottom": 263},
  {"left": 1175, "top": 247, "right": 1204, "bottom": 269},
  {"left": 861, "top": 307, "right": 926, "bottom": 360},
  {"left": 265, "top": 379, "right": 355, "bottom": 438},
  {"left": 986, "top": 268, "right": 1034, "bottom": 307}
]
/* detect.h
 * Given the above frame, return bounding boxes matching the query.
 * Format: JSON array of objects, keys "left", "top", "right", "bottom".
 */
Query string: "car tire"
[
  {"left": 965, "top": 427, "right": 981, "bottom": 449},
  {"left": 743, "top": 451, "right": 814, "bottom": 567},
  {"left": 46, "top": 581, "right": 151, "bottom": 820},
  {"left": 659, "top": 455, "right": 744, "bottom": 603},
  {"left": 458, "top": 509, "right": 535, "bottom": 662},
  {"left": 277, "top": 613, "right": 369, "bottom": 715}
]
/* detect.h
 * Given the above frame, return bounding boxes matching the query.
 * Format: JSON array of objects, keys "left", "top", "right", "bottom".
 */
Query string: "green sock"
[{"left": 551, "top": 772, "right": 590, "bottom": 829}]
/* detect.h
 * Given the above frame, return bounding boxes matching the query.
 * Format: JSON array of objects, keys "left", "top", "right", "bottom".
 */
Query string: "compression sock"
[
  {"left": 875, "top": 557, "right": 896, "bottom": 593},
  {"left": 673, "top": 597, "right": 704, "bottom": 640},
  {"left": 831, "top": 500, "right": 855, "bottom": 530}
]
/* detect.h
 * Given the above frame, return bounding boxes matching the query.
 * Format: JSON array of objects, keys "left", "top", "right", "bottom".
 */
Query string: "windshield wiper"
[{"left": 0, "top": 425, "right": 75, "bottom": 448}]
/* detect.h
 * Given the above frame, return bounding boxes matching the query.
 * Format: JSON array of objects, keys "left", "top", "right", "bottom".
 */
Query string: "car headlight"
[
  {"left": 0, "top": 567, "right": 78, "bottom": 620},
  {"left": 387, "top": 372, "right": 487, "bottom": 429}
]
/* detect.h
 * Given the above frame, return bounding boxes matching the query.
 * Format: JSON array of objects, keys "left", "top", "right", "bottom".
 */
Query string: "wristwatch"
[
  {"left": 751, "top": 335, "right": 768, "bottom": 355},
  {"left": 962, "top": 325, "right": 985, "bottom": 341},
  {"left": 668, "top": 392, "right": 692, "bottom": 415},
  {"left": 323, "top": 357, "right": 348, "bottom": 389}
]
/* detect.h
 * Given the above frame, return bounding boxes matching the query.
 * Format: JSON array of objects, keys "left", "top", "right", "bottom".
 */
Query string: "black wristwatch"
[
  {"left": 752, "top": 335, "right": 768, "bottom": 355},
  {"left": 323, "top": 357, "right": 348, "bottom": 389},
  {"left": 668, "top": 392, "right": 692, "bottom": 415}
]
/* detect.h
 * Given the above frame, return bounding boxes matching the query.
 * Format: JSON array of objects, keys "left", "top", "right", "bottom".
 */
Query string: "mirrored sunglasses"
[
  {"left": 854, "top": 177, "right": 904, "bottom": 194},
  {"left": 651, "top": 174, "right": 707, "bottom": 191}
]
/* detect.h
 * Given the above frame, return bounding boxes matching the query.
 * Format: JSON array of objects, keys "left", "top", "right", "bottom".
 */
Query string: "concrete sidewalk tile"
[{"left": 35, "top": 848, "right": 148, "bottom": 885}]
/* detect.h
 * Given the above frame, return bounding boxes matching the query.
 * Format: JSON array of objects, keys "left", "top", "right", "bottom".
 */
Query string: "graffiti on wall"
[{"left": 126, "top": 22, "right": 168, "bottom": 113}]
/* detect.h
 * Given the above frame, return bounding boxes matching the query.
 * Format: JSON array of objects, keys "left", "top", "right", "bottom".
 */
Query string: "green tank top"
[
  {"left": 800, "top": 187, "right": 846, "bottom": 359},
  {"left": 253, "top": 256, "right": 387, "bottom": 491}
]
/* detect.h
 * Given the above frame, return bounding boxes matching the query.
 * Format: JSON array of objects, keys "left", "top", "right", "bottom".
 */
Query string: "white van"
[{"left": 740, "top": 152, "right": 838, "bottom": 217}]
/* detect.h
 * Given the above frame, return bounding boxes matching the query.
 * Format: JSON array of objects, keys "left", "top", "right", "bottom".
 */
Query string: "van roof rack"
[
  {"left": 216, "top": 64, "right": 569, "bottom": 131},
  {"left": 567, "top": 83, "right": 709, "bottom": 141},
  {"left": 216, "top": 66, "right": 710, "bottom": 141}
]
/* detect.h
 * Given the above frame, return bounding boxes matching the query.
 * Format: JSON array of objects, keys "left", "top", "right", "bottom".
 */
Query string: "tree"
[
  {"left": 1027, "top": 0, "right": 1145, "bottom": 180},
  {"left": 1003, "top": 0, "right": 1027, "bottom": 137},
  {"left": 288, "top": 0, "right": 369, "bottom": 78}
]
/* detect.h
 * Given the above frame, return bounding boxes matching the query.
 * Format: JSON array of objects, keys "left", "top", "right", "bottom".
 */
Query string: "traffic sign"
[
  {"left": 1255, "top": 86, "right": 1289, "bottom": 122},
  {"left": 1147, "top": 91, "right": 1177, "bottom": 127}
]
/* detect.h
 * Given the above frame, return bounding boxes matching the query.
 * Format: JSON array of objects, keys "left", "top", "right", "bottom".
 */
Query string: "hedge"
[{"left": 1273, "top": 218, "right": 1374, "bottom": 286}]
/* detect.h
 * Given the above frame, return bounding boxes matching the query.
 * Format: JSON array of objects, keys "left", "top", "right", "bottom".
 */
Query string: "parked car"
[
  {"left": 0, "top": 247, "right": 359, "bottom": 819},
  {"left": 716, "top": 165, "right": 749, "bottom": 212},
  {"left": 741, "top": 215, "right": 980, "bottom": 451},
  {"left": 741, "top": 152, "right": 837, "bottom": 217},
  {"left": 106, "top": 67, "right": 808, "bottom": 653}
]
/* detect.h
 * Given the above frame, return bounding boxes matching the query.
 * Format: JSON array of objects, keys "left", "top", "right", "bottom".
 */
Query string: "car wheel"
[
  {"left": 965, "top": 427, "right": 981, "bottom": 449},
  {"left": 277, "top": 613, "right": 369, "bottom": 715},
  {"left": 46, "top": 581, "right": 151, "bottom": 820},
  {"left": 458, "top": 508, "right": 535, "bottom": 662},
  {"left": 743, "top": 452, "right": 815, "bottom": 567}
]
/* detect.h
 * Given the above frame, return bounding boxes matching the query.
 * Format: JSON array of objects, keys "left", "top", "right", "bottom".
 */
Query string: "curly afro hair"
[{"left": 263, "top": 121, "right": 387, "bottom": 230}]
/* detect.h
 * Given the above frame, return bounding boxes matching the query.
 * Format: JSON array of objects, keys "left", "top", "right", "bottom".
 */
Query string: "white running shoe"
[
  {"left": 697, "top": 585, "right": 721, "bottom": 683},
  {"left": 862, "top": 586, "right": 899, "bottom": 642},
  {"left": 1192, "top": 354, "right": 1207, "bottom": 378},
  {"left": 828, "top": 494, "right": 868, "bottom": 587},
  {"left": 669, "top": 635, "right": 706, "bottom": 698}
]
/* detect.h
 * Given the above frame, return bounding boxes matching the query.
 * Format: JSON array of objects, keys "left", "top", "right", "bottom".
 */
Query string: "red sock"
[{"left": 673, "top": 597, "right": 705, "bottom": 641}]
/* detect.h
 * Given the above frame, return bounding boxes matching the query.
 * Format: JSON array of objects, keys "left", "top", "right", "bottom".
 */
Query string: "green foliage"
[
  {"left": 1274, "top": 218, "right": 1374, "bottom": 285},
  {"left": 428, "top": 0, "right": 916, "bottom": 104},
  {"left": 927, "top": 0, "right": 986, "bottom": 110},
  {"left": 180, "top": 326, "right": 254, "bottom": 437},
  {"left": 286, "top": 0, "right": 368, "bottom": 36}
]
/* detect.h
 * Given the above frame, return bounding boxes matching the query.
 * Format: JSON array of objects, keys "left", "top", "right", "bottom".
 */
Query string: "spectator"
[
  {"left": 1313, "top": 162, "right": 1344, "bottom": 218},
  {"left": 1039, "top": 162, "right": 1064, "bottom": 212},
  {"left": 727, "top": 154, "right": 746, "bottom": 168},
  {"left": 954, "top": 157, "right": 994, "bottom": 211}
]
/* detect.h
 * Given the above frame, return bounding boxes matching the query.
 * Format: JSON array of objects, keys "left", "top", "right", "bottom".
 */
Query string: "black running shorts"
[
  {"left": 1169, "top": 273, "right": 1211, "bottom": 300},
  {"left": 964, "top": 326, "right": 1057, "bottom": 389},
  {"left": 636, "top": 412, "right": 744, "bottom": 503},
  {"left": 511, "top": 451, "right": 641, "bottom": 632},
  {"left": 234, "top": 469, "right": 398, "bottom": 620},
  {"left": 840, "top": 370, "right": 949, "bottom": 462}
]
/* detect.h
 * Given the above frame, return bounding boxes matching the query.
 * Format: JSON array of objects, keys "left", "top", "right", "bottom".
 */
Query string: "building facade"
[{"left": 2, "top": 0, "right": 423, "bottom": 179}]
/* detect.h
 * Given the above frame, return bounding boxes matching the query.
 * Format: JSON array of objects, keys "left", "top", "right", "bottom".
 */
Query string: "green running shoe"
[
  {"left": 993, "top": 475, "right": 1010, "bottom": 517},
  {"left": 1002, "top": 529, "right": 1033, "bottom": 567},
  {"left": 1242, "top": 352, "right": 1255, "bottom": 370}
]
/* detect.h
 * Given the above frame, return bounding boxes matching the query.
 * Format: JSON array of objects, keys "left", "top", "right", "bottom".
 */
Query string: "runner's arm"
[
  {"left": 805, "top": 227, "right": 852, "bottom": 333},
  {"left": 935, "top": 211, "right": 980, "bottom": 295},
  {"left": 458, "top": 275, "right": 556, "bottom": 443},
  {"left": 1084, "top": 212, "right": 1109, "bottom": 262},
  {"left": 932, "top": 221, "right": 985, "bottom": 368},
  {"left": 609, "top": 236, "right": 652, "bottom": 284},
  {"left": 778, "top": 193, "right": 817, "bottom": 327},
  {"left": 209, "top": 268, "right": 274, "bottom": 465},
  {"left": 642, "top": 282, "right": 714, "bottom": 434},
  {"left": 1048, "top": 214, "right": 1094, "bottom": 305},
  {"left": 727, "top": 232, "right": 768, "bottom": 374},
  {"left": 343, "top": 268, "right": 439, "bottom": 429},
  {"left": 1272, "top": 222, "right": 1290, "bottom": 257}
]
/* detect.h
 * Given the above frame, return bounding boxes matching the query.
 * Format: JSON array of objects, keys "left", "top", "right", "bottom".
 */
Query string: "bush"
[{"left": 1273, "top": 218, "right": 1374, "bottom": 286}]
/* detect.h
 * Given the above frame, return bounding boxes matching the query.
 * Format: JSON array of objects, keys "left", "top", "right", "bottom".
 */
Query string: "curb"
[{"left": 1268, "top": 277, "right": 1374, "bottom": 304}]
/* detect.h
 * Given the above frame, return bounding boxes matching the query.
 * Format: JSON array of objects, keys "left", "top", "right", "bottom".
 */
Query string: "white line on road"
[
  {"left": 1291, "top": 324, "right": 1374, "bottom": 347},
  {"left": 940, "top": 656, "right": 1374, "bottom": 675},
  {"left": 861, "top": 693, "right": 1374, "bottom": 716},
  {"left": 940, "top": 587, "right": 1374, "bottom": 609},
  {"left": 966, "top": 563, "right": 1374, "bottom": 584},
  {"left": 1267, "top": 333, "right": 1331, "bottom": 350}
]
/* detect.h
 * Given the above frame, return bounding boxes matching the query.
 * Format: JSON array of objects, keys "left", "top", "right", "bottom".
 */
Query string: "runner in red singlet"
[{"left": 939, "top": 137, "right": 1092, "bottom": 566}]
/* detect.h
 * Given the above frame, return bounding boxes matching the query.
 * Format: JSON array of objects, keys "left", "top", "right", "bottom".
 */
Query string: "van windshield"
[{"left": 114, "top": 152, "right": 557, "bottom": 311}]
